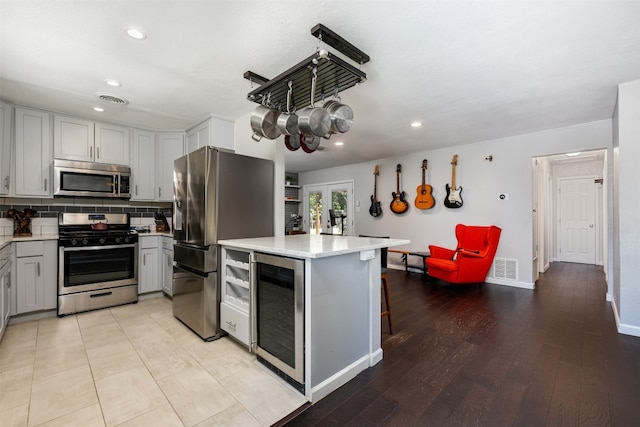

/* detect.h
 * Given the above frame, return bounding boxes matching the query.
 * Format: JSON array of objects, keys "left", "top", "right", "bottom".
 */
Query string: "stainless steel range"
[{"left": 57, "top": 212, "right": 138, "bottom": 316}]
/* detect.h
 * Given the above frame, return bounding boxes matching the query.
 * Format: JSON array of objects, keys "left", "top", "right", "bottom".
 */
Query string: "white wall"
[
  {"left": 614, "top": 79, "right": 640, "bottom": 335},
  {"left": 299, "top": 119, "right": 612, "bottom": 288}
]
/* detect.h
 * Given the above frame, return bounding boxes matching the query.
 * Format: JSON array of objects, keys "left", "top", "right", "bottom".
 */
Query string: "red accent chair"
[{"left": 426, "top": 224, "right": 502, "bottom": 284}]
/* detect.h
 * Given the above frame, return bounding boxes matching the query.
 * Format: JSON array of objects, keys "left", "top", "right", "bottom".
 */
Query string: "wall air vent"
[
  {"left": 493, "top": 258, "right": 518, "bottom": 280},
  {"left": 97, "top": 93, "right": 129, "bottom": 105}
]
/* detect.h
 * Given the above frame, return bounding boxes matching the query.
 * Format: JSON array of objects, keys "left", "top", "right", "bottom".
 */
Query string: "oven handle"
[{"left": 62, "top": 243, "right": 138, "bottom": 252}]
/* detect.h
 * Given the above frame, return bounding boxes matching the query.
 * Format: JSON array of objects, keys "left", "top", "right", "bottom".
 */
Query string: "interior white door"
[
  {"left": 559, "top": 177, "right": 596, "bottom": 264},
  {"left": 303, "top": 181, "right": 353, "bottom": 235}
]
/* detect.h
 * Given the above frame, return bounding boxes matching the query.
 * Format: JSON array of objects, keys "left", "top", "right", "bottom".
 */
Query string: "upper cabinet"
[
  {"left": 186, "top": 117, "right": 234, "bottom": 153},
  {"left": 54, "top": 115, "right": 130, "bottom": 165},
  {"left": 157, "top": 132, "right": 184, "bottom": 201},
  {"left": 14, "top": 107, "right": 52, "bottom": 197},
  {"left": 0, "top": 102, "right": 12, "bottom": 195},
  {"left": 131, "top": 129, "right": 156, "bottom": 201}
]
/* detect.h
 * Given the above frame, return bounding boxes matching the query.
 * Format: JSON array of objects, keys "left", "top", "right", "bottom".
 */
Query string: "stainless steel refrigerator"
[{"left": 172, "top": 146, "right": 274, "bottom": 340}]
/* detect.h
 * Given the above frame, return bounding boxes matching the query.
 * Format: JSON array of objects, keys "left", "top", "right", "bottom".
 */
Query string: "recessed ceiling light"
[
  {"left": 566, "top": 152, "right": 581, "bottom": 157},
  {"left": 410, "top": 121, "right": 423, "bottom": 128},
  {"left": 334, "top": 141, "right": 344, "bottom": 146},
  {"left": 104, "top": 79, "right": 122, "bottom": 87},
  {"left": 93, "top": 107, "right": 104, "bottom": 112},
  {"left": 125, "top": 28, "right": 147, "bottom": 40}
]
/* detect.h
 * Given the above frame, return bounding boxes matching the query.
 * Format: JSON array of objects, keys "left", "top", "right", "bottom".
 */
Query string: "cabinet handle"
[
  {"left": 97, "top": 147, "right": 100, "bottom": 159},
  {"left": 143, "top": 253, "right": 146, "bottom": 266},
  {"left": 135, "top": 185, "right": 138, "bottom": 196},
  {"left": 159, "top": 187, "right": 162, "bottom": 198},
  {"left": 3, "top": 176, "right": 8, "bottom": 190},
  {"left": 90, "top": 146, "right": 93, "bottom": 158},
  {"left": 7, "top": 272, "right": 10, "bottom": 288},
  {"left": 44, "top": 178, "right": 47, "bottom": 192},
  {"left": 37, "top": 262, "right": 41, "bottom": 276},
  {"left": 226, "top": 320, "right": 237, "bottom": 330}
]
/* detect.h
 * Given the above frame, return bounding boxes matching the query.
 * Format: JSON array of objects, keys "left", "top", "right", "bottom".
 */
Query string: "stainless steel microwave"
[{"left": 53, "top": 159, "right": 131, "bottom": 198}]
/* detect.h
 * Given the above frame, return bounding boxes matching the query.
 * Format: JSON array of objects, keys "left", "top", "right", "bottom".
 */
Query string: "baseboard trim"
[
  {"left": 611, "top": 298, "right": 640, "bottom": 337},
  {"left": 310, "top": 355, "right": 370, "bottom": 403},
  {"left": 486, "top": 278, "right": 535, "bottom": 290}
]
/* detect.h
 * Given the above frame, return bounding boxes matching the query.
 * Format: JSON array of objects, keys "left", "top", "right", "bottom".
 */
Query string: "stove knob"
[
  {"left": 99, "top": 237, "right": 106, "bottom": 245},
  {"left": 124, "top": 236, "right": 130, "bottom": 243},
  {"left": 82, "top": 239, "right": 89, "bottom": 245},
  {"left": 115, "top": 237, "right": 121, "bottom": 244},
  {"left": 71, "top": 239, "right": 78, "bottom": 246}
]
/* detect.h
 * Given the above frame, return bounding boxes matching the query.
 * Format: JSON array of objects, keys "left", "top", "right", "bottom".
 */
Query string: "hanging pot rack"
[{"left": 244, "top": 24, "right": 369, "bottom": 112}]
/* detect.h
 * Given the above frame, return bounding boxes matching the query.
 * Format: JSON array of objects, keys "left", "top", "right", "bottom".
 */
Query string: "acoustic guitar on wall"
[
  {"left": 369, "top": 165, "right": 382, "bottom": 217},
  {"left": 390, "top": 164, "right": 409, "bottom": 214},
  {"left": 444, "top": 154, "right": 463, "bottom": 208},
  {"left": 414, "top": 159, "right": 435, "bottom": 210}
]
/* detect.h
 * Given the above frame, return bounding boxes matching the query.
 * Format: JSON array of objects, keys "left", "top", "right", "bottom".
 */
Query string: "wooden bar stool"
[{"left": 360, "top": 235, "right": 393, "bottom": 334}]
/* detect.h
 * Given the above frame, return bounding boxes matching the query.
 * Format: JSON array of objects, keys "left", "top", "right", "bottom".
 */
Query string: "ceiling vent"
[{"left": 97, "top": 93, "right": 129, "bottom": 105}]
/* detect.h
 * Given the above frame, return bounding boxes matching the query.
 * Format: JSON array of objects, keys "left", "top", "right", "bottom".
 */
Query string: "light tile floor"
[{"left": 0, "top": 296, "right": 307, "bottom": 426}]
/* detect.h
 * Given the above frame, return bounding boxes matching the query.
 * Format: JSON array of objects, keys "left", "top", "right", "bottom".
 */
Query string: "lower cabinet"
[
  {"left": 161, "top": 237, "right": 174, "bottom": 296},
  {"left": 14, "top": 241, "right": 57, "bottom": 314},
  {"left": 220, "top": 247, "right": 252, "bottom": 346},
  {"left": 138, "top": 236, "right": 160, "bottom": 294},
  {"left": 1, "top": 244, "right": 12, "bottom": 340}
]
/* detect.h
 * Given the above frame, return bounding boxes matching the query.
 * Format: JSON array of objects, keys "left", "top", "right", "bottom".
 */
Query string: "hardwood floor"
[{"left": 278, "top": 262, "right": 640, "bottom": 426}]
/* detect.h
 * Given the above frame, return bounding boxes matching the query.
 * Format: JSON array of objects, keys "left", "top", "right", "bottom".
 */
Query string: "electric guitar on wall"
[
  {"left": 444, "top": 154, "right": 463, "bottom": 208},
  {"left": 390, "top": 164, "right": 409, "bottom": 214},
  {"left": 369, "top": 165, "right": 382, "bottom": 217},
  {"left": 414, "top": 159, "right": 435, "bottom": 210}
]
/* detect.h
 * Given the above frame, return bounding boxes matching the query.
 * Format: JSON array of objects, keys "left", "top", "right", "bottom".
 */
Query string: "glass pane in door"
[
  {"left": 308, "top": 190, "right": 323, "bottom": 235},
  {"left": 329, "top": 188, "right": 348, "bottom": 235}
]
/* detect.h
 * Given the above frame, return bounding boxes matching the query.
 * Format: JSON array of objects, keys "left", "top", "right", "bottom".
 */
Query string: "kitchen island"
[{"left": 218, "top": 234, "right": 409, "bottom": 402}]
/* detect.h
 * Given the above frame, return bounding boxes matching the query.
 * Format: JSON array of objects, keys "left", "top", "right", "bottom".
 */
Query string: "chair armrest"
[
  {"left": 457, "top": 249, "right": 483, "bottom": 258},
  {"left": 429, "top": 245, "right": 456, "bottom": 260}
]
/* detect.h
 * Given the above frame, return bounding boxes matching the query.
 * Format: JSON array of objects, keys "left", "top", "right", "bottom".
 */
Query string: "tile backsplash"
[{"left": 0, "top": 197, "right": 172, "bottom": 236}]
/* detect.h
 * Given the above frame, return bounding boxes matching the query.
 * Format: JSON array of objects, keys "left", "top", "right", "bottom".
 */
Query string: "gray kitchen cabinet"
[
  {"left": 131, "top": 129, "right": 156, "bottom": 201},
  {"left": 14, "top": 240, "right": 57, "bottom": 314},
  {"left": 14, "top": 107, "right": 52, "bottom": 197},
  {"left": 138, "top": 236, "right": 160, "bottom": 294},
  {"left": 186, "top": 117, "right": 234, "bottom": 154},
  {"left": 156, "top": 132, "right": 184, "bottom": 201},
  {"left": 220, "top": 247, "right": 252, "bottom": 346},
  {"left": 0, "top": 243, "right": 12, "bottom": 340},
  {"left": 0, "top": 101, "right": 13, "bottom": 195},
  {"left": 53, "top": 115, "right": 130, "bottom": 165},
  {"left": 161, "top": 237, "right": 174, "bottom": 296}
]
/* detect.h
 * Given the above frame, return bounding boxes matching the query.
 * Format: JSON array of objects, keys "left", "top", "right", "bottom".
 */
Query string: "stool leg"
[{"left": 381, "top": 273, "right": 393, "bottom": 334}]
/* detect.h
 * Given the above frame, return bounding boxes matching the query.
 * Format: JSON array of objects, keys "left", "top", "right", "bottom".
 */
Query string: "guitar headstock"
[
  {"left": 451, "top": 154, "right": 458, "bottom": 166},
  {"left": 422, "top": 159, "right": 428, "bottom": 170},
  {"left": 374, "top": 165, "right": 379, "bottom": 176},
  {"left": 396, "top": 164, "right": 402, "bottom": 173}
]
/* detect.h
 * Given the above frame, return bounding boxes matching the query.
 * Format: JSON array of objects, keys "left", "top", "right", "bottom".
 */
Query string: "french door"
[{"left": 303, "top": 181, "right": 353, "bottom": 235}]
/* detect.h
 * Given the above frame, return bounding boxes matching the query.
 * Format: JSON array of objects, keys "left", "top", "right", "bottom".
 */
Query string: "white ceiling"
[{"left": 2, "top": 1, "right": 639, "bottom": 173}]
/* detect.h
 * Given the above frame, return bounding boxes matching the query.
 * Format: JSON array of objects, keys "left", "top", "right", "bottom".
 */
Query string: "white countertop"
[
  {"left": 0, "top": 234, "right": 59, "bottom": 249},
  {"left": 219, "top": 235, "right": 410, "bottom": 259}
]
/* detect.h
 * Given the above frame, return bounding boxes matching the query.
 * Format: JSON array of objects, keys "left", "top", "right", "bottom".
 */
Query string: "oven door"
[{"left": 58, "top": 244, "right": 137, "bottom": 295}]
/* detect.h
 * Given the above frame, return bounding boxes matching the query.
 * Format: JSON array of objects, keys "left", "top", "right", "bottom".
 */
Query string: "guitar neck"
[
  {"left": 396, "top": 172, "right": 401, "bottom": 193},
  {"left": 373, "top": 175, "right": 378, "bottom": 201},
  {"left": 451, "top": 164, "right": 456, "bottom": 189}
]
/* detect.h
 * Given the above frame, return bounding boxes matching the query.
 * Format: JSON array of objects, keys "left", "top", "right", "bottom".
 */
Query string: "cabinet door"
[
  {"left": 16, "top": 256, "right": 45, "bottom": 314},
  {"left": 0, "top": 264, "right": 10, "bottom": 338},
  {"left": 54, "top": 115, "right": 94, "bottom": 161},
  {"left": 162, "top": 248, "right": 174, "bottom": 295},
  {"left": 210, "top": 117, "right": 234, "bottom": 151},
  {"left": 131, "top": 129, "right": 156, "bottom": 201},
  {"left": 95, "top": 123, "right": 130, "bottom": 165},
  {"left": 0, "top": 101, "right": 12, "bottom": 195},
  {"left": 139, "top": 248, "right": 159, "bottom": 294},
  {"left": 14, "top": 108, "right": 51, "bottom": 197},
  {"left": 157, "top": 132, "right": 184, "bottom": 201}
]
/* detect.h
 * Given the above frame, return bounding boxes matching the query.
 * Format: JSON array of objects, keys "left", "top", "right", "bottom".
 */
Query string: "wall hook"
[{"left": 485, "top": 155, "right": 493, "bottom": 162}]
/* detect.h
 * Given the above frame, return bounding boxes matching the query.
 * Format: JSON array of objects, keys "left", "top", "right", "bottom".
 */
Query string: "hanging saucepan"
[
  {"left": 284, "top": 133, "right": 303, "bottom": 151},
  {"left": 301, "top": 134, "right": 321, "bottom": 153},
  {"left": 278, "top": 82, "right": 299, "bottom": 136},
  {"left": 323, "top": 97, "right": 353, "bottom": 134},
  {"left": 250, "top": 93, "right": 281, "bottom": 141},
  {"left": 91, "top": 220, "right": 109, "bottom": 231},
  {"left": 297, "top": 68, "right": 331, "bottom": 137}
]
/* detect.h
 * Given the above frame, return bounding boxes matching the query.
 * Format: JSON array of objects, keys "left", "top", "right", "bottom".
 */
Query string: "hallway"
[{"left": 280, "top": 263, "right": 640, "bottom": 426}]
